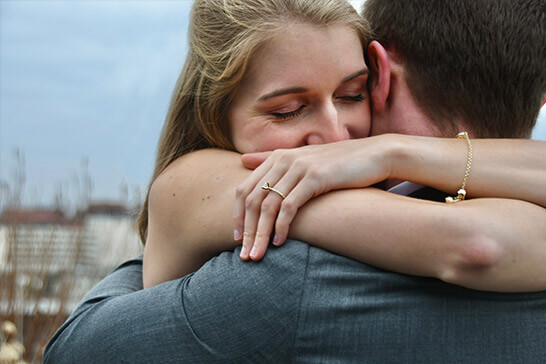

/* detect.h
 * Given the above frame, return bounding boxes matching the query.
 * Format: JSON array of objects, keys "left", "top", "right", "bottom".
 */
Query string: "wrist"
[{"left": 381, "top": 133, "right": 418, "bottom": 181}]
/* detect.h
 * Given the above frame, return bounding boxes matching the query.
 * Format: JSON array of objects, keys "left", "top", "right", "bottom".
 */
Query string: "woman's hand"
[{"left": 234, "top": 136, "right": 397, "bottom": 261}]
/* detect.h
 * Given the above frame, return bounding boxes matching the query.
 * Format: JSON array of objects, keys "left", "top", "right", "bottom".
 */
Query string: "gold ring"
[{"left": 261, "top": 181, "right": 286, "bottom": 200}]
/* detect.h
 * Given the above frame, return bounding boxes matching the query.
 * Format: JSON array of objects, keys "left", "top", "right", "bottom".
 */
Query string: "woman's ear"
[{"left": 366, "top": 41, "right": 390, "bottom": 113}]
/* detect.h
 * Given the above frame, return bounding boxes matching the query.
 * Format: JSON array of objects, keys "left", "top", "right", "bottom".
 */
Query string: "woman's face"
[{"left": 229, "top": 24, "right": 371, "bottom": 153}]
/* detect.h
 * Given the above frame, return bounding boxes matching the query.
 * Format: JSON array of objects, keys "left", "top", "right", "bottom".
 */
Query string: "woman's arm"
[
  {"left": 143, "top": 148, "right": 546, "bottom": 291},
  {"left": 389, "top": 135, "right": 546, "bottom": 205},
  {"left": 292, "top": 189, "right": 546, "bottom": 292},
  {"left": 143, "top": 150, "right": 250, "bottom": 288},
  {"left": 241, "top": 134, "right": 546, "bottom": 205},
  {"left": 235, "top": 135, "right": 546, "bottom": 258}
]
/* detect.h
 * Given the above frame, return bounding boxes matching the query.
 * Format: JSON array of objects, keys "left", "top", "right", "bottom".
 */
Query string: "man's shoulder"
[{"left": 179, "top": 240, "right": 311, "bottom": 361}]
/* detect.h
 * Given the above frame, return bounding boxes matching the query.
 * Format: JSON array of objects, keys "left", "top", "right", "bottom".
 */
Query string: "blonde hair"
[{"left": 137, "top": 0, "right": 371, "bottom": 243}]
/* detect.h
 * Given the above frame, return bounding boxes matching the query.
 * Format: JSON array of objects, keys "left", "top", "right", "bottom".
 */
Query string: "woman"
[{"left": 141, "top": 0, "right": 545, "bottom": 291}]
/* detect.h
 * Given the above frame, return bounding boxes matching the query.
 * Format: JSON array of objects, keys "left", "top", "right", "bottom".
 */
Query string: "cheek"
[
  {"left": 342, "top": 101, "right": 372, "bottom": 139},
  {"left": 231, "top": 117, "right": 304, "bottom": 153},
  {"left": 244, "top": 127, "right": 306, "bottom": 153},
  {"left": 229, "top": 107, "right": 264, "bottom": 153},
  {"left": 231, "top": 121, "right": 260, "bottom": 153}
]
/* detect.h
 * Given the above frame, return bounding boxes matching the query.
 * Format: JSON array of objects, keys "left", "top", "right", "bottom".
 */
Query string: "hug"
[{"left": 45, "top": 0, "right": 546, "bottom": 362}]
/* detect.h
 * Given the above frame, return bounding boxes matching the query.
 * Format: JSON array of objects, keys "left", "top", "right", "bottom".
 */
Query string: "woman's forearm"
[
  {"left": 237, "top": 135, "right": 545, "bottom": 254},
  {"left": 390, "top": 135, "right": 546, "bottom": 207},
  {"left": 241, "top": 135, "right": 546, "bottom": 207},
  {"left": 291, "top": 188, "right": 546, "bottom": 292}
]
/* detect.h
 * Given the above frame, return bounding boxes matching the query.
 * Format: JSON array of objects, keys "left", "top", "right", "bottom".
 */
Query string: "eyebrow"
[
  {"left": 342, "top": 69, "right": 368, "bottom": 83},
  {"left": 258, "top": 87, "right": 308, "bottom": 101},
  {"left": 257, "top": 68, "right": 369, "bottom": 102}
]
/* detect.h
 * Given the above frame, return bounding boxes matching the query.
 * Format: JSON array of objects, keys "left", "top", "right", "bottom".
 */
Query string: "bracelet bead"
[{"left": 445, "top": 132, "right": 472, "bottom": 204}]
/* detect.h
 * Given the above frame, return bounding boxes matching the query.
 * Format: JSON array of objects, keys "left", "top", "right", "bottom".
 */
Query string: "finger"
[
  {"left": 236, "top": 154, "right": 292, "bottom": 243},
  {"left": 252, "top": 170, "right": 305, "bottom": 248},
  {"left": 243, "top": 177, "right": 281, "bottom": 260},
  {"left": 234, "top": 185, "right": 249, "bottom": 242},
  {"left": 241, "top": 151, "right": 272, "bottom": 170},
  {"left": 273, "top": 178, "right": 319, "bottom": 247},
  {"left": 234, "top": 158, "right": 276, "bottom": 242},
  {"left": 248, "top": 194, "right": 283, "bottom": 261},
  {"left": 240, "top": 182, "right": 275, "bottom": 260},
  {"left": 245, "top": 167, "right": 295, "bottom": 260},
  {"left": 240, "top": 193, "right": 260, "bottom": 260}
]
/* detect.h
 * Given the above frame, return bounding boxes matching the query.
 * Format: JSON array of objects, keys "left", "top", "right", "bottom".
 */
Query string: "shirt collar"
[{"left": 387, "top": 181, "right": 425, "bottom": 196}]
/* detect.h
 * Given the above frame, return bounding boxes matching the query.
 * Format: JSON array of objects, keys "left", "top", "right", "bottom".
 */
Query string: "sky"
[{"left": 1, "top": 0, "right": 545, "bottom": 208}]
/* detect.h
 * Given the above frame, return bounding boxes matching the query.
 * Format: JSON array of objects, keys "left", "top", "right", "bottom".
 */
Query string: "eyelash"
[
  {"left": 341, "top": 93, "right": 365, "bottom": 102},
  {"left": 272, "top": 105, "right": 306, "bottom": 120},
  {"left": 270, "top": 93, "right": 364, "bottom": 120}
]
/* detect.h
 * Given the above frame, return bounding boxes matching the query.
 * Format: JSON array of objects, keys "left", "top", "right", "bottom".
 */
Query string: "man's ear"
[{"left": 366, "top": 41, "right": 390, "bottom": 113}]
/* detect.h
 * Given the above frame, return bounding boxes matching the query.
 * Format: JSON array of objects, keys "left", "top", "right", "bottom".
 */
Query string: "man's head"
[{"left": 363, "top": 0, "right": 546, "bottom": 138}]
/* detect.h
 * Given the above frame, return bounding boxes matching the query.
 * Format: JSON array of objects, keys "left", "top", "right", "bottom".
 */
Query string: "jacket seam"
[{"left": 287, "top": 243, "right": 311, "bottom": 363}]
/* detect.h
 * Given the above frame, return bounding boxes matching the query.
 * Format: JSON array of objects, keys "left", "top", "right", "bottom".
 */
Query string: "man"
[{"left": 44, "top": 0, "right": 546, "bottom": 362}]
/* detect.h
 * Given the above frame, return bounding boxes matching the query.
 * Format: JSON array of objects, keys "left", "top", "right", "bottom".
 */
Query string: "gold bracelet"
[{"left": 445, "top": 131, "right": 472, "bottom": 203}]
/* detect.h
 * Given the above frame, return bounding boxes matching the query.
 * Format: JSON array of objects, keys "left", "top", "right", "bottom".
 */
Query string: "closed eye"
[
  {"left": 271, "top": 104, "right": 306, "bottom": 120},
  {"left": 340, "top": 94, "right": 365, "bottom": 102}
]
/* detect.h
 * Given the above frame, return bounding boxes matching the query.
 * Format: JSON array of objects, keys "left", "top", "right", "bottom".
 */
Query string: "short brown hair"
[{"left": 363, "top": 0, "right": 546, "bottom": 138}]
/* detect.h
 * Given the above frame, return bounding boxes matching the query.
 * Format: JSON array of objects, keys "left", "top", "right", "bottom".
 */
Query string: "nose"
[{"left": 306, "top": 102, "right": 350, "bottom": 145}]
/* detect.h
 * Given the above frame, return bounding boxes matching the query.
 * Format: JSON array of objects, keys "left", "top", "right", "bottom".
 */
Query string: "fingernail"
[
  {"left": 250, "top": 247, "right": 257, "bottom": 259},
  {"left": 240, "top": 246, "right": 248, "bottom": 258},
  {"left": 273, "top": 235, "right": 280, "bottom": 246},
  {"left": 234, "top": 229, "right": 242, "bottom": 241}
]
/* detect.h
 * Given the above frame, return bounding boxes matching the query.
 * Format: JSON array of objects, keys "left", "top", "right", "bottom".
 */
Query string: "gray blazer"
[{"left": 44, "top": 240, "right": 546, "bottom": 363}]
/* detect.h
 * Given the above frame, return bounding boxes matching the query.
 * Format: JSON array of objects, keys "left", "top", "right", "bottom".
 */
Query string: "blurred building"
[
  {"left": 0, "top": 202, "right": 143, "bottom": 311},
  {"left": 0, "top": 202, "right": 143, "bottom": 362}
]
